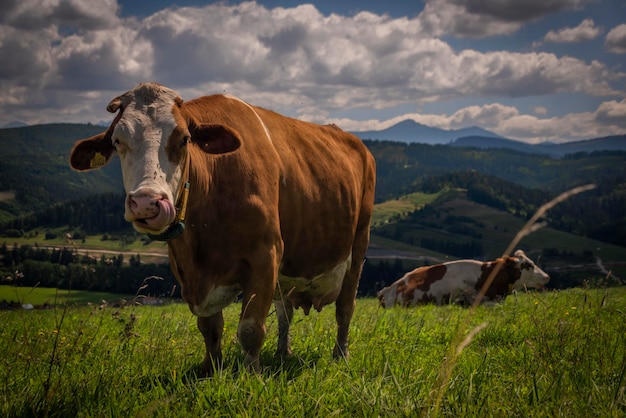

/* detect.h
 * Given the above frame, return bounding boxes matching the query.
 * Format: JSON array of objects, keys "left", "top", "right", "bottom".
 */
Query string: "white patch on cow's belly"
[
  {"left": 424, "top": 262, "right": 482, "bottom": 304},
  {"left": 277, "top": 255, "right": 351, "bottom": 310},
  {"left": 192, "top": 285, "right": 241, "bottom": 317}
]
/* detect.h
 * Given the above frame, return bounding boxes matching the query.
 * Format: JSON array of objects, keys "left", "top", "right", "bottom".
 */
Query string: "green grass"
[
  {"left": 0, "top": 285, "right": 134, "bottom": 306},
  {"left": 372, "top": 191, "right": 441, "bottom": 226},
  {"left": 4, "top": 226, "right": 169, "bottom": 254},
  {"left": 374, "top": 192, "right": 626, "bottom": 269},
  {"left": 1, "top": 287, "right": 624, "bottom": 416}
]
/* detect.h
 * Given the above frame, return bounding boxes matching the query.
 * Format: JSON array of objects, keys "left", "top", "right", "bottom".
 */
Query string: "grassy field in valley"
[
  {"left": 371, "top": 191, "right": 441, "bottom": 227},
  {"left": 1, "top": 286, "right": 625, "bottom": 417},
  {"left": 0, "top": 285, "right": 135, "bottom": 306}
]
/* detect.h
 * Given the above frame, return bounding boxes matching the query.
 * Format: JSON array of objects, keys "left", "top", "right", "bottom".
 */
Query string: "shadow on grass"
[{"left": 174, "top": 348, "right": 325, "bottom": 384}]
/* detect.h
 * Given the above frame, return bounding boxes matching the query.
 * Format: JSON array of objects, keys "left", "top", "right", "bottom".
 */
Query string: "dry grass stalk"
[{"left": 427, "top": 183, "right": 597, "bottom": 417}]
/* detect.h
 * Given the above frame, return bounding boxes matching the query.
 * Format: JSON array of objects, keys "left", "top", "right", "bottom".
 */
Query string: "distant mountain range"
[
  {"left": 451, "top": 135, "right": 626, "bottom": 157},
  {"left": 6, "top": 119, "right": 625, "bottom": 157},
  {"left": 352, "top": 119, "right": 626, "bottom": 157},
  {"left": 2, "top": 121, "right": 28, "bottom": 129},
  {"left": 352, "top": 120, "right": 504, "bottom": 144}
]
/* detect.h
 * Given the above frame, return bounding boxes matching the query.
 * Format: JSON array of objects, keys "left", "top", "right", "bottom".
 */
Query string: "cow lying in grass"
[{"left": 377, "top": 250, "right": 549, "bottom": 307}]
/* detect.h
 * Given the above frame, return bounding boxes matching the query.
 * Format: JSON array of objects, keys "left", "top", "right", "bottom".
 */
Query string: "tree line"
[
  {"left": 1, "top": 192, "right": 131, "bottom": 236},
  {"left": 0, "top": 242, "right": 420, "bottom": 299},
  {"left": 413, "top": 170, "right": 626, "bottom": 246},
  {"left": 1, "top": 243, "right": 179, "bottom": 299}
]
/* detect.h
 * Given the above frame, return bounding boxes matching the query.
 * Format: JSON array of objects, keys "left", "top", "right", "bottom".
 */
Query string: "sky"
[{"left": 1, "top": 0, "right": 625, "bottom": 143}]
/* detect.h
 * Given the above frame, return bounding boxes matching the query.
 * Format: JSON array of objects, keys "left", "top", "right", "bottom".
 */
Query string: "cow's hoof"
[
  {"left": 332, "top": 345, "right": 349, "bottom": 359},
  {"left": 276, "top": 348, "right": 293, "bottom": 359},
  {"left": 199, "top": 357, "right": 222, "bottom": 378}
]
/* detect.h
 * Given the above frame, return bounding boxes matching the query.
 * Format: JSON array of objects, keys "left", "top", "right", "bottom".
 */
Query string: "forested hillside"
[
  {"left": 413, "top": 171, "right": 626, "bottom": 246},
  {"left": 1, "top": 125, "right": 625, "bottom": 227},
  {"left": 365, "top": 140, "right": 626, "bottom": 201},
  {"left": 1, "top": 125, "right": 626, "bottom": 295},
  {"left": 0, "top": 124, "right": 123, "bottom": 222}
]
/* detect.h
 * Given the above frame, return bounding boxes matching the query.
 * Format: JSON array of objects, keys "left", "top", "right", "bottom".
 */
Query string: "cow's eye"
[
  {"left": 111, "top": 138, "right": 127, "bottom": 153},
  {"left": 181, "top": 134, "right": 190, "bottom": 148}
]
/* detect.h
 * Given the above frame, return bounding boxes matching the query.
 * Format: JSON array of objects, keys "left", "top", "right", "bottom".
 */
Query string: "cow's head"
[
  {"left": 377, "top": 289, "right": 389, "bottom": 308},
  {"left": 510, "top": 250, "right": 550, "bottom": 290},
  {"left": 69, "top": 82, "right": 241, "bottom": 235}
]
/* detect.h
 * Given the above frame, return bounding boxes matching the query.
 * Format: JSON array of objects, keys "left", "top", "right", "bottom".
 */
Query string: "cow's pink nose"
[{"left": 128, "top": 194, "right": 162, "bottom": 219}]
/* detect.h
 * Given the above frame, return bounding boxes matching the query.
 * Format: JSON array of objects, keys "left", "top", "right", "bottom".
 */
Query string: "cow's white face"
[
  {"left": 69, "top": 82, "right": 243, "bottom": 236},
  {"left": 511, "top": 250, "right": 550, "bottom": 290},
  {"left": 110, "top": 85, "right": 186, "bottom": 234},
  {"left": 377, "top": 281, "right": 401, "bottom": 308},
  {"left": 108, "top": 84, "right": 189, "bottom": 233}
]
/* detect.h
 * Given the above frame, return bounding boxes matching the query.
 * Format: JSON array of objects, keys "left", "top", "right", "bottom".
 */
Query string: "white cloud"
[
  {"left": 543, "top": 18, "right": 601, "bottom": 43},
  {"left": 594, "top": 99, "right": 626, "bottom": 128},
  {"left": 418, "top": 0, "right": 595, "bottom": 38},
  {"left": 0, "top": 1, "right": 623, "bottom": 143},
  {"left": 335, "top": 99, "right": 626, "bottom": 143},
  {"left": 605, "top": 24, "right": 626, "bottom": 54},
  {"left": 0, "top": 0, "right": 120, "bottom": 31},
  {"left": 0, "top": 25, "right": 55, "bottom": 86},
  {"left": 462, "top": 0, "right": 593, "bottom": 22},
  {"left": 456, "top": 100, "right": 626, "bottom": 142},
  {"left": 125, "top": 5, "right": 619, "bottom": 111},
  {"left": 51, "top": 27, "right": 152, "bottom": 89},
  {"left": 418, "top": 0, "right": 523, "bottom": 38},
  {"left": 12, "top": 2, "right": 608, "bottom": 115}
]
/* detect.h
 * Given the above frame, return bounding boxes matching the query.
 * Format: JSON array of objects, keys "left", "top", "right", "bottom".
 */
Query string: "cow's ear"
[
  {"left": 190, "top": 123, "right": 242, "bottom": 154},
  {"left": 506, "top": 255, "right": 521, "bottom": 269},
  {"left": 69, "top": 132, "right": 116, "bottom": 171}
]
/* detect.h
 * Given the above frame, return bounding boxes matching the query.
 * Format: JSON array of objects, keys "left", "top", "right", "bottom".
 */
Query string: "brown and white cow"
[
  {"left": 377, "top": 250, "right": 549, "bottom": 308},
  {"left": 69, "top": 83, "right": 376, "bottom": 374}
]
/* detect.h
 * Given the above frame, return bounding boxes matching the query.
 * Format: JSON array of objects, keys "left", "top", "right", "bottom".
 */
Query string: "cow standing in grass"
[
  {"left": 69, "top": 82, "right": 376, "bottom": 375},
  {"left": 377, "top": 250, "right": 549, "bottom": 308}
]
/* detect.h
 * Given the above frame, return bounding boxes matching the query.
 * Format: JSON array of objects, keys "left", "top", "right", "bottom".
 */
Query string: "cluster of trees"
[
  {"left": 366, "top": 140, "right": 626, "bottom": 201},
  {"left": 1, "top": 243, "right": 179, "bottom": 298},
  {"left": 1, "top": 192, "right": 131, "bottom": 235},
  {"left": 2, "top": 132, "right": 625, "bottom": 248},
  {"left": 0, "top": 242, "right": 423, "bottom": 299},
  {"left": 373, "top": 197, "right": 486, "bottom": 259},
  {"left": 406, "top": 170, "right": 626, "bottom": 247},
  {"left": 0, "top": 242, "right": 436, "bottom": 300},
  {"left": 373, "top": 223, "right": 485, "bottom": 259},
  {"left": 0, "top": 124, "right": 121, "bottom": 222},
  {"left": 359, "top": 257, "right": 423, "bottom": 296},
  {"left": 367, "top": 140, "right": 626, "bottom": 246}
]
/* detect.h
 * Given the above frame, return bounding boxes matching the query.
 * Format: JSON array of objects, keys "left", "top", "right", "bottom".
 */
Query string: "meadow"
[
  {"left": 1, "top": 286, "right": 624, "bottom": 417},
  {"left": 0, "top": 285, "right": 135, "bottom": 307}
]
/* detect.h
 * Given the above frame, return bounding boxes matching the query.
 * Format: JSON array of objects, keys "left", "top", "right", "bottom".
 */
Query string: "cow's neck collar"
[{"left": 147, "top": 152, "right": 191, "bottom": 242}]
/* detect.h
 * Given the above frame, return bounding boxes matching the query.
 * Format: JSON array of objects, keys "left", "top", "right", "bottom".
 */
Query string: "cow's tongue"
[{"left": 142, "top": 199, "right": 177, "bottom": 231}]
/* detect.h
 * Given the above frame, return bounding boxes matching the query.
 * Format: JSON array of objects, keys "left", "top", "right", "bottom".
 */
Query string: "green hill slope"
[
  {"left": 0, "top": 124, "right": 624, "bottom": 287},
  {"left": 370, "top": 187, "right": 626, "bottom": 287},
  {"left": 0, "top": 124, "right": 123, "bottom": 222}
]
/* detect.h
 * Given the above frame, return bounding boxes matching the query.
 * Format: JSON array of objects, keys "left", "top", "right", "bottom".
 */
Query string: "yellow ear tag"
[{"left": 89, "top": 152, "right": 106, "bottom": 168}]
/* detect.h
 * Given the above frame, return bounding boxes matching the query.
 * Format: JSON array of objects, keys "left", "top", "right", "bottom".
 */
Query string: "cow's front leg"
[
  {"left": 236, "top": 243, "right": 282, "bottom": 372},
  {"left": 197, "top": 312, "right": 224, "bottom": 377},
  {"left": 275, "top": 298, "right": 294, "bottom": 358},
  {"left": 237, "top": 293, "right": 270, "bottom": 372}
]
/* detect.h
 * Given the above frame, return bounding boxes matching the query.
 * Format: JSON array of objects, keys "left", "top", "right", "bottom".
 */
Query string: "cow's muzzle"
[{"left": 126, "top": 191, "right": 177, "bottom": 233}]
